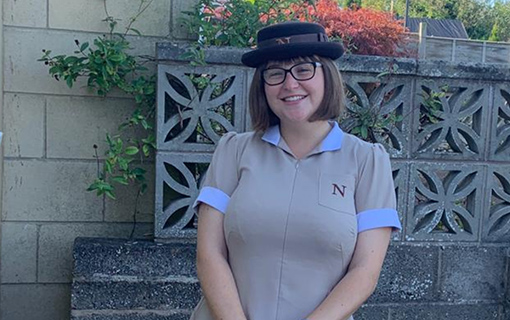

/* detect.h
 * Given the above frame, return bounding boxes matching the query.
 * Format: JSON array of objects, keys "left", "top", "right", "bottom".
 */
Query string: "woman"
[{"left": 191, "top": 21, "right": 402, "bottom": 320}]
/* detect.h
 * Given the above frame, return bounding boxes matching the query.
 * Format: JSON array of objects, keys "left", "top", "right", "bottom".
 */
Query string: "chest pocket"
[{"left": 318, "top": 173, "right": 356, "bottom": 215}]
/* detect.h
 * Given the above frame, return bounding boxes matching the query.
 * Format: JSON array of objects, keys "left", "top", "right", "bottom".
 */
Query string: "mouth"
[{"left": 281, "top": 95, "right": 307, "bottom": 102}]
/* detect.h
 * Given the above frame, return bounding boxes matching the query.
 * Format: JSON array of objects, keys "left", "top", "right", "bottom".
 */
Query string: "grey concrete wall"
[
  {"left": 0, "top": 0, "right": 201, "bottom": 319},
  {"left": 71, "top": 238, "right": 510, "bottom": 320}
]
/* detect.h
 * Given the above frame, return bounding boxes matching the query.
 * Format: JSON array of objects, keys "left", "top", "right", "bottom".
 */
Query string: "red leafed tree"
[{"left": 312, "top": 0, "right": 413, "bottom": 57}]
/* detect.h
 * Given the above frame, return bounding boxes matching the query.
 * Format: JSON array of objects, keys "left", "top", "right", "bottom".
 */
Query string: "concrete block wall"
[
  {"left": 1, "top": 0, "right": 198, "bottom": 319},
  {"left": 71, "top": 238, "right": 510, "bottom": 320}
]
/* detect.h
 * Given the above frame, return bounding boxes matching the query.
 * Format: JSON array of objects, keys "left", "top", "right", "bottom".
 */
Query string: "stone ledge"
[
  {"left": 156, "top": 42, "right": 510, "bottom": 81},
  {"left": 73, "top": 237, "right": 197, "bottom": 279}
]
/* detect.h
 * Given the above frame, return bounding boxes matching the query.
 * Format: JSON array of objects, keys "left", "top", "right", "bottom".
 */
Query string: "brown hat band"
[{"left": 257, "top": 33, "right": 329, "bottom": 49}]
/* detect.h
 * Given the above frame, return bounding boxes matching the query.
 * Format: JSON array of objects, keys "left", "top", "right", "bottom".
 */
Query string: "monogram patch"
[{"left": 332, "top": 183, "right": 347, "bottom": 197}]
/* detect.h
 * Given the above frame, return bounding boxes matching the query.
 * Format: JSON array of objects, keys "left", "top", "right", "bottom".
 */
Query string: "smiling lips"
[{"left": 281, "top": 95, "right": 307, "bottom": 102}]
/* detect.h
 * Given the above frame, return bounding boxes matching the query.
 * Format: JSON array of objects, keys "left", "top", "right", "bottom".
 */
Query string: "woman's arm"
[
  {"left": 305, "top": 227, "right": 392, "bottom": 320},
  {"left": 196, "top": 203, "right": 247, "bottom": 320}
]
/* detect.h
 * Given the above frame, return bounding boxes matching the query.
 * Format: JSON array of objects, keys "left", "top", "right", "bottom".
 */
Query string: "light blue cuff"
[
  {"left": 193, "top": 186, "right": 230, "bottom": 214},
  {"left": 357, "top": 208, "right": 402, "bottom": 233},
  {"left": 0, "top": 132, "right": 3, "bottom": 146}
]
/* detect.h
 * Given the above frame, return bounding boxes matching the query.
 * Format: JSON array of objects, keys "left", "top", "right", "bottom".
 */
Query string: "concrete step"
[{"left": 71, "top": 238, "right": 201, "bottom": 320}]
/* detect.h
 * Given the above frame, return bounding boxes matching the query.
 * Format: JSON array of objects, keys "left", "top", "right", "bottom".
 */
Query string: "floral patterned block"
[
  {"left": 155, "top": 152, "right": 211, "bottom": 238},
  {"left": 405, "top": 163, "right": 485, "bottom": 241},
  {"left": 157, "top": 64, "right": 248, "bottom": 152},
  {"left": 412, "top": 80, "right": 490, "bottom": 160},
  {"left": 341, "top": 74, "right": 412, "bottom": 158}
]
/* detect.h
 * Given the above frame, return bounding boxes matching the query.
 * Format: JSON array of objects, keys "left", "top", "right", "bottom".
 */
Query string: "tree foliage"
[
  {"left": 359, "top": 0, "right": 510, "bottom": 41},
  {"left": 314, "top": 0, "right": 412, "bottom": 56},
  {"left": 181, "top": 0, "right": 412, "bottom": 58}
]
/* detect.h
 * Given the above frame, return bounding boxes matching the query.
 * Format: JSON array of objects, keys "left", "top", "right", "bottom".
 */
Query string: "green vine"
[{"left": 38, "top": 0, "right": 156, "bottom": 200}]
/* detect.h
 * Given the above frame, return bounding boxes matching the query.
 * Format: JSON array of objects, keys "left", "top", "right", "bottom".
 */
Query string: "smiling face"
[{"left": 263, "top": 59, "right": 325, "bottom": 127}]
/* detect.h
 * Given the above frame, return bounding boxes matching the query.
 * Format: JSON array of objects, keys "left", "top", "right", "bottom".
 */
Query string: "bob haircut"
[{"left": 249, "top": 55, "right": 345, "bottom": 132}]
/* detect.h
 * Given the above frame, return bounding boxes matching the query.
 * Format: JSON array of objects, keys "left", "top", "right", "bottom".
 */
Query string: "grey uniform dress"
[{"left": 191, "top": 122, "right": 401, "bottom": 320}]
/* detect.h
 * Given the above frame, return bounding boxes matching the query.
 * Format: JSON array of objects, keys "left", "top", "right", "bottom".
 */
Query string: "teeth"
[{"left": 283, "top": 96, "right": 305, "bottom": 102}]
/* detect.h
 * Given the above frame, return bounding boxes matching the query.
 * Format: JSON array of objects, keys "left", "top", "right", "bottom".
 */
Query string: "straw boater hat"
[{"left": 241, "top": 21, "right": 344, "bottom": 68}]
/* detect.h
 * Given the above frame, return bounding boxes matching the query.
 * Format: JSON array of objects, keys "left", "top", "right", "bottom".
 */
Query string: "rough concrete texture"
[
  {"left": 49, "top": 0, "right": 170, "bottom": 37},
  {"left": 38, "top": 223, "right": 153, "bottom": 283},
  {"left": 2, "top": 159, "right": 103, "bottom": 222},
  {"left": 71, "top": 239, "right": 510, "bottom": 319},
  {"left": 0, "top": 284, "right": 71, "bottom": 320},
  {"left": 352, "top": 305, "right": 389, "bottom": 320},
  {"left": 72, "top": 280, "right": 201, "bottom": 310},
  {"left": 0, "top": 223, "right": 38, "bottom": 283},
  {"left": 72, "top": 311, "right": 191, "bottom": 320},
  {"left": 46, "top": 95, "right": 137, "bottom": 159},
  {"left": 390, "top": 304, "right": 500, "bottom": 319},
  {"left": 3, "top": 93, "right": 45, "bottom": 158},
  {"left": 3, "top": 0, "right": 47, "bottom": 27},
  {"left": 104, "top": 163, "right": 155, "bottom": 223},
  {"left": 439, "top": 246, "right": 507, "bottom": 301},
  {"left": 369, "top": 244, "right": 438, "bottom": 303},
  {"left": 73, "top": 238, "right": 197, "bottom": 278}
]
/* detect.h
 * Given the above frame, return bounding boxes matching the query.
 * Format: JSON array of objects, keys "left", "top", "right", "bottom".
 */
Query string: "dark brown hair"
[{"left": 249, "top": 55, "right": 345, "bottom": 132}]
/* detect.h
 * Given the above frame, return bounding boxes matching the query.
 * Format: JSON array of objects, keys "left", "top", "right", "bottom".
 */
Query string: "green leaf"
[
  {"left": 105, "top": 189, "right": 116, "bottom": 200},
  {"left": 66, "top": 77, "right": 74, "bottom": 88},
  {"left": 109, "top": 55, "right": 124, "bottom": 62},
  {"left": 361, "top": 126, "right": 368, "bottom": 139},
  {"left": 132, "top": 167, "right": 146, "bottom": 176},
  {"left": 140, "top": 183, "right": 148, "bottom": 194},
  {"left": 129, "top": 28, "right": 142, "bottom": 36},
  {"left": 112, "top": 176, "right": 129, "bottom": 185},
  {"left": 80, "top": 42, "right": 89, "bottom": 52},
  {"left": 142, "top": 144, "right": 150, "bottom": 156}
]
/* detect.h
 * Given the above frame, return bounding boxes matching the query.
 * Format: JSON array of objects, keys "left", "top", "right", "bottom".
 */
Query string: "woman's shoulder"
[
  {"left": 216, "top": 130, "right": 261, "bottom": 152},
  {"left": 340, "top": 132, "right": 389, "bottom": 159}
]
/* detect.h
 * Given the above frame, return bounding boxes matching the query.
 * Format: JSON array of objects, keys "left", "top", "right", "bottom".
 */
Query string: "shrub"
[
  {"left": 180, "top": 0, "right": 313, "bottom": 48},
  {"left": 313, "top": 0, "right": 412, "bottom": 57}
]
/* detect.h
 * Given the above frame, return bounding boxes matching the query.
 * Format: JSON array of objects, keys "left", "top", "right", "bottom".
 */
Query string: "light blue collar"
[{"left": 261, "top": 121, "right": 344, "bottom": 152}]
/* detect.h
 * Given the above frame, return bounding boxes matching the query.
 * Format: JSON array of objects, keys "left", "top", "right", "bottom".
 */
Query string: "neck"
[{"left": 279, "top": 120, "right": 332, "bottom": 159}]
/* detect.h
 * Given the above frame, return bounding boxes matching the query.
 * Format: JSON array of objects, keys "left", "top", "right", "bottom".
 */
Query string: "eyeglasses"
[{"left": 262, "top": 62, "right": 322, "bottom": 86}]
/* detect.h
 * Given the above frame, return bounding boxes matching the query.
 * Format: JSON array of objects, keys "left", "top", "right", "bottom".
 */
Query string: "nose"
[{"left": 282, "top": 71, "right": 300, "bottom": 90}]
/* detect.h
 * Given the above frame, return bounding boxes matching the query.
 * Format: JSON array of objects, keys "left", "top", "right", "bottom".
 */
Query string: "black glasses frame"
[{"left": 262, "top": 62, "right": 322, "bottom": 86}]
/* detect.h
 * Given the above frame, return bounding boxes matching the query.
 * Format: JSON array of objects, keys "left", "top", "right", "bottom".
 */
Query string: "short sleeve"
[
  {"left": 192, "top": 132, "right": 239, "bottom": 214},
  {"left": 355, "top": 143, "right": 402, "bottom": 233}
]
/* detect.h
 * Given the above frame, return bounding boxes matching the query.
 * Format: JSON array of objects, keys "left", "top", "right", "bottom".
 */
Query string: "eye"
[
  {"left": 295, "top": 64, "right": 313, "bottom": 75},
  {"left": 265, "top": 69, "right": 285, "bottom": 78}
]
